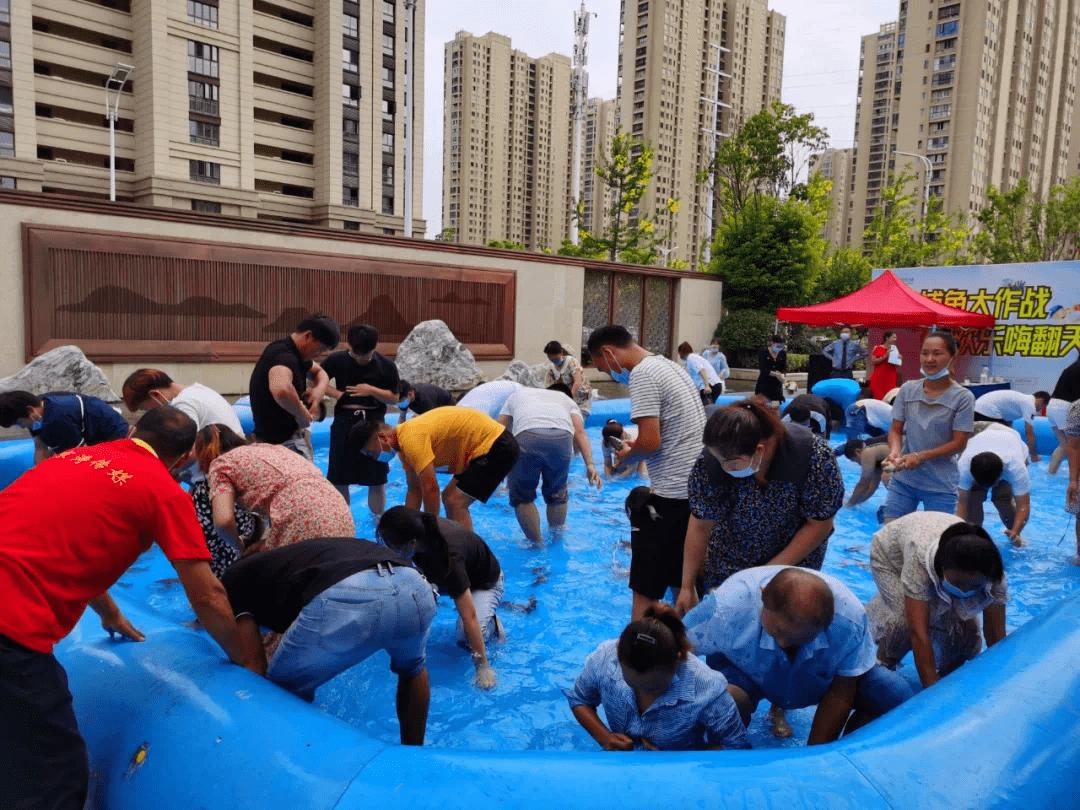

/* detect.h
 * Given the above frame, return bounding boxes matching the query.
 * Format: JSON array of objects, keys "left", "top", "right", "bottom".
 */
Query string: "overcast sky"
[{"left": 419, "top": 0, "right": 900, "bottom": 235}]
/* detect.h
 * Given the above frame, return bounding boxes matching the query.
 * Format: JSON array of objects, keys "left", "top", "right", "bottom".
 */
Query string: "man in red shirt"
[{"left": 0, "top": 406, "right": 266, "bottom": 810}]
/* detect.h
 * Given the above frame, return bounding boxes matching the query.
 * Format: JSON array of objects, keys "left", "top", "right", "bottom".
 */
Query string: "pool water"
[{"left": 306, "top": 421, "right": 1080, "bottom": 752}]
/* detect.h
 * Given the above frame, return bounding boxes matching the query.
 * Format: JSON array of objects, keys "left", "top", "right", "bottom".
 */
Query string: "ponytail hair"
[
  {"left": 377, "top": 505, "right": 451, "bottom": 579},
  {"left": 617, "top": 603, "right": 693, "bottom": 674},
  {"left": 193, "top": 423, "right": 249, "bottom": 472}
]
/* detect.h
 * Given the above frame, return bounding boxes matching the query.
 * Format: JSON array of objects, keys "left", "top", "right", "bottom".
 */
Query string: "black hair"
[
  {"left": 970, "top": 451, "right": 1004, "bottom": 488},
  {"left": 348, "top": 419, "right": 387, "bottom": 454},
  {"left": 347, "top": 323, "right": 379, "bottom": 354},
  {"left": 785, "top": 403, "right": 812, "bottom": 427},
  {"left": 934, "top": 522, "right": 1004, "bottom": 582},
  {"left": 0, "top": 390, "right": 42, "bottom": 427},
  {"left": 193, "top": 422, "right": 249, "bottom": 471},
  {"left": 761, "top": 568, "right": 835, "bottom": 629},
  {"left": 398, "top": 380, "right": 415, "bottom": 398},
  {"left": 1034, "top": 390, "right": 1051, "bottom": 404},
  {"left": 543, "top": 340, "right": 564, "bottom": 355},
  {"left": 702, "top": 395, "right": 785, "bottom": 457},
  {"left": 377, "top": 506, "right": 453, "bottom": 582},
  {"left": 132, "top": 406, "right": 197, "bottom": 460},
  {"left": 616, "top": 604, "right": 693, "bottom": 674},
  {"left": 924, "top": 329, "right": 958, "bottom": 356},
  {"left": 547, "top": 382, "right": 573, "bottom": 398},
  {"left": 296, "top": 313, "right": 341, "bottom": 348},
  {"left": 601, "top": 419, "right": 624, "bottom": 442},
  {"left": 771, "top": 334, "right": 784, "bottom": 344},
  {"left": 586, "top": 324, "right": 633, "bottom": 355},
  {"left": 843, "top": 437, "right": 866, "bottom": 461},
  {"left": 882, "top": 330, "right": 896, "bottom": 341},
  {"left": 677, "top": 341, "right": 693, "bottom": 356}
]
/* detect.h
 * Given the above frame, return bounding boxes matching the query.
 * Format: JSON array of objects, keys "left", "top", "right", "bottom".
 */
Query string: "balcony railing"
[
  {"left": 190, "top": 134, "right": 219, "bottom": 147},
  {"left": 189, "top": 96, "right": 219, "bottom": 116}
]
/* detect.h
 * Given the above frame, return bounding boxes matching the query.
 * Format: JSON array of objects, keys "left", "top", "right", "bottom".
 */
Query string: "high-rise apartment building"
[
  {"left": 615, "top": 0, "right": 784, "bottom": 266},
  {"left": 579, "top": 95, "right": 616, "bottom": 236},
  {"left": 441, "top": 31, "right": 571, "bottom": 250},
  {"left": 810, "top": 147, "right": 854, "bottom": 249},
  {"left": 839, "top": 1, "right": 1080, "bottom": 250},
  {"left": 0, "top": 0, "right": 424, "bottom": 233}
]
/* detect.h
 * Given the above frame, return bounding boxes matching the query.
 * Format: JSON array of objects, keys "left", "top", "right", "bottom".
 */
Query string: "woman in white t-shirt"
[{"left": 678, "top": 342, "right": 723, "bottom": 405}]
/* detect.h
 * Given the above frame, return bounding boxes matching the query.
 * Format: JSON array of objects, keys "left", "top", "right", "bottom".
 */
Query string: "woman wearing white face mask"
[
  {"left": 865, "top": 511, "right": 1007, "bottom": 688},
  {"left": 676, "top": 396, "right": 844, "bottom": 738},
  {"left": 543, "top": 340, "right": 592, "bottom": 415},
  {"left": 880, "top": 331, "right": 975, "bottom": 523}
]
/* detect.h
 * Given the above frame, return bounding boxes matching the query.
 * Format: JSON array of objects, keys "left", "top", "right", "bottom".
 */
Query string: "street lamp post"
[
  {"left": 893, "top": 149, "right": 932, "bottom": 220},
  {"left": 105, "top": 63, "right": 134, "bottom": 202},
  {"left": 656, "top": 244, "right": 679, "bottom": 267},
  {"left": 402, "top": 0, "right": 417, "bottom": 237}
]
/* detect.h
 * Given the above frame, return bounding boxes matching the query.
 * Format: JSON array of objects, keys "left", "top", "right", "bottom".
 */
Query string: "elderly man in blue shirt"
[
  {"left": 823, "top": 326, "right": 867, "bottom": 380},
  {"left": 683, "top": 566, "right": 912, "bottom": 745}
]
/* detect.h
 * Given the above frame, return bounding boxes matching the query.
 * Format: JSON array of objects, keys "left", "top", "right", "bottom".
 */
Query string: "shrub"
[
  {"left": 717, "top": 309, "right": 776, "bottom": 368},
  {"left": 785, "top": 353, "right": 809, "bottom": 373}
]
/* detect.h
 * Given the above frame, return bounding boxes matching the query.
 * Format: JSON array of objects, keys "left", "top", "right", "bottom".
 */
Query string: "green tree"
[
  {"left": 813, "top": 246, "right": 873, "bottom": 303},
  {"left": 974, "top": 177, "right": 1080, "bottom": 263},
  {"left": 707, "top": 173, "right": 831, "bottom": 311},
  {"left": 486, "top": 239, "right": 527, "bottom": 251},
  {"left": 863, "top": 170, "right": 969, "bottom": 268},
  {"left": 559, "top": 134, "right": 678, "bottom": 264}
]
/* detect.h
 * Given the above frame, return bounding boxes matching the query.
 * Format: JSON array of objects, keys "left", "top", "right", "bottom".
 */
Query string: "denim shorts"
[
  {"left": 455, "top": 572, "right": 505, "bottom": 646},
  {"left": 267, "top": 564, "right": 437, "bottom": 702},
  {"left": 507, "top": 428, "right": 573, "bottom": 507},
  {"left": 880, "top": 475, "right": 958, "bottom": 521}
]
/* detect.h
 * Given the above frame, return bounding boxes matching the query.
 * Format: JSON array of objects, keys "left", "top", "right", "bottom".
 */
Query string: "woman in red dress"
[{"left": 869, "top": 330, "right": 901, "bottom": 399}]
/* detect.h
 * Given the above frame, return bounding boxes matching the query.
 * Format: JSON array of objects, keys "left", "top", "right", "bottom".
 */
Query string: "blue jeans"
[
  {"left": 455, "top": 573, "right": 505, "bottom": 646},
  {"left": 267, "top": 564, "right": 437, "bottom": 702},
  {"left": 507, "top": 428, "right": 572, "bottom": 507},
  {"left": 880, "top": 475, "right": 958, "bottom": 521}
]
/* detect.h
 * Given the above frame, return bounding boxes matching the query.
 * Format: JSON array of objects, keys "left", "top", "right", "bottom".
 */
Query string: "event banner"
[{"left": 875, "top": 262, "right": 1080, "bottom": 394}]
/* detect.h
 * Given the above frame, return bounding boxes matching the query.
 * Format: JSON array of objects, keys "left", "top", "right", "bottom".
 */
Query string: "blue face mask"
[
  {"left": 30, "top": 420, "right": 43, "bottom": 432},
  {"left": 840, "top": 332, "right": 851, "bottom": 341},
  {"left": 398, "top": 400, "right": 411, "bottom": 409},
  {"left": 941, "top": 579, "right": 982, "bottom": 599},
  {"left": 724, "top": 449, "right": 761, "bottom": 478},
  {"left": 603, "top": 350, "right": 631, "bottom": 386},
  {"left": 377, "top": 448, "right": 396, "bottom": 463},
  {"left": 922, "top": 367, "right": 951, "bottom": 380}
]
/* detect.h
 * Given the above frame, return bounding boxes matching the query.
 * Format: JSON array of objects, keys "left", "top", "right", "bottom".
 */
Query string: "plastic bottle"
[{"left": 980, "top": 366, "right": 989, "bottom": 383}]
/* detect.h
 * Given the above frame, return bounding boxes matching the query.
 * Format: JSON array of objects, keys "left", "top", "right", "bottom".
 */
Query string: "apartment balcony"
[
  {"left": 33, "top": 31, "right": 125, "bottom": 76},
  {"left": 35, "top": 74, "right": 133, "bottom": 119},
  {"left": 37, "top": 117, "right": 133, "bottom": 158},
  {"left": 252, "top": 82, "right": 315, "bottom": 118},
  {"left": 253, "top": 119, "right": 315, "bottom": 153},
  {"left": 252, "top": 10, "right": 314, "bottom": 48},
  {"left": 189, "top": 96, "right": 219, "bottom": 117}
]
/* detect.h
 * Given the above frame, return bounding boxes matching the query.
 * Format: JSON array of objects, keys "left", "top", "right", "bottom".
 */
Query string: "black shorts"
[
  {"left": 453, "top": 429, "right": 520, "bottom": 504},
  {"left": 973, "top": 411, "right": 1010, "bottom": 426},
  {"left": 627, "top": 494, "right": 691, "bottom": 601},
  {"left": 0, "top": 634, "right": 89, "bottom": 810},
  {"left": 327, "top": 408, "right": 390, "bottom": 487}
]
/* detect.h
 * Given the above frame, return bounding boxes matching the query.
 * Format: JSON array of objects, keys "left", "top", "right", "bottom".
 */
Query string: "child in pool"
[{"left": 565, "top": 604, "right": 750, "bottom": 751}]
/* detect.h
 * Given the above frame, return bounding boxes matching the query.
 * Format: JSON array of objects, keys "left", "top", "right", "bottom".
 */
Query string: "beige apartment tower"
[
  {"left": 442, "top": 30, "right": 572, "bottom": 250},
  {"left": 615, "top": 0, "right": 784, "bottom": 266},
  {"left": 0, "top": 0, "right": 424, "bottom": 233},
  {"left": 579, "top": 96, "right": 617, "bottom": 237},
  {"left": 841, "top": 1, "right": 1080, "bottom": 249},
  {"left": 810, "top": 147, "right": 854, "bottom": 249}
]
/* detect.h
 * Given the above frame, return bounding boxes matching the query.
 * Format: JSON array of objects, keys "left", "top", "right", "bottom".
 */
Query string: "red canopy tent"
[{"left": 775, "top": 270, "right": 996, "bottom": 329}]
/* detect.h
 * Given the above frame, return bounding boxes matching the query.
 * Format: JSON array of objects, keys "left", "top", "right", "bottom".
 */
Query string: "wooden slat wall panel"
[{"left": 24, "top": 225, "right": 517, "bottom": 363}]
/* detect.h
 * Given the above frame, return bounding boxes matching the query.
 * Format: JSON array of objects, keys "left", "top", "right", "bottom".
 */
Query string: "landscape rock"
[
  {"left": 0, "top": 345, "right": 121, "bottom": 402},
  {"left": 496, "top": 360, "right": 546, "bottom": 388},
  {"left": 395, "top": 320, "right": 485, "bottom": 391}
]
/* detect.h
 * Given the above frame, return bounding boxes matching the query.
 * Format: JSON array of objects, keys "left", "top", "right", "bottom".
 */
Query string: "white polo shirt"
[
  {"left": 973, "top": 390, "right": 1037, "bottom": 424},
  {"left": 957, "top": 423, "right": 1030, "bottom": 496}
]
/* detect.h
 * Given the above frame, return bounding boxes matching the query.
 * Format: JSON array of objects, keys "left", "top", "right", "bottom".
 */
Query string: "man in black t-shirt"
[
  {"left": 397, "top": 381, "right": 455, "bottom": 420},
  {"left": 221, "top": 536, "right": 437, "bottom": 746},
  {"left": 323, "top": 324, "right": 400, "bottom": 512},
  {"left": 248, "top": 314, "right": 339, "bottom": 458}
]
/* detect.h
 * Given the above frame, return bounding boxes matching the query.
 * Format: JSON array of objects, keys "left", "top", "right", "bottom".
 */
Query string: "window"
[
  {"left": 342, "top": 186, "right": 358, "bottom": 206},
  {"left": 189, "top": 159, "right": 220, "bottom": 183},
  {"left": 189, "top": 119, "right": 220, "bottom": 146},
  {"left": 382, "top": 99, "right": 395, "bottom": 122},
  {"left": 936, "top": 21, "right": 959, "bottom": 37},
  {"left": 383, "top": 35, "right": 394, "bottom": 57},
  {"left": 383, "top": 0, "right": 394, "bottom": 23},
  {"left": 188, "top": 80, "right": 219, "bottom": 115},
  {"left": 343, "top": 118, "right": 358, "bottom": 138},
  {"left": 0, "top": 176, "right": 15, "bottom": 189},
  {"left": 343, "top": 152, "right": 358, "bottom": 172},
  {"left": 342, "top": 84, "right": 360, "bottom": 106},
  {"left": 382, "top": 67, "right": 394, "bottom": 89},
  {"left": 0, "top": 131, "right": 12, "bottom": 157},
  {"left": 382, "top": 164, "right": 393, "bottom": 185},
  {"left": 187, "top": 0, "right": 218, "bottom": 28},
  {"left": 382, "top": 195, "right": 394, "bottom": 214},
  {"left": 342, "top": 13, "right": 358, "bottom": 37},
  {"left": 188, "top": 41, "right": 219, "bottom": 77},
  {"left": 343, "top": 48, "right": 358, "bottom": 71},
  {"left": 0, "top": 86, "right": 11, "bottom": 114},
  {"left": 382, "top": 132, "right": 394, "bottom": 153},
  {"left": 0, "top": 42, "right": 9, "bottom": 70},
  {"left": 191, "top": 199, "right": 221, "bottom": 213},
  {"left": 344, "top": 220, "right": 360, "bottom": 230}
]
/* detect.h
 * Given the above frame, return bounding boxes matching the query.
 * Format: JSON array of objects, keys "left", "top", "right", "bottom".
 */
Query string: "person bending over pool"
[
  {"left": 601, "top": 420, "right": 648, "bottom": 480},
  {"left": 379, "top": 506, "right": 504, "bottom": 689},
  {"left": 865, "top": 512, "right": 1008, "bottom": 688},
  {"left": 497, "top": 383, "right": 601, "bottom": 542},
  {"left": 684, "top": 566, "right": 912, "bottom": 745},
  {"left": 351, "top": 406, "right": 520, "bottom": 532},
  {"left": 956, "top": 423, "right": 1030, "bottom": 547},
  {"left": 220, "top": 536, "right": 435, "bottom": 745},
  {"left": 565, "top": 604, "right": 750, "bottom": 751},
  {"left": 0, "top": 389, "right": 128, "bottom": 465},
  {"left": 397, "top": 380, "right": 455, "bottom": 421},
  {"left": 841, "top": 437, "right": 893, "bottom": 508},
  {"left": 972, "top": 389, "right": 1048, "bottom": 462}
]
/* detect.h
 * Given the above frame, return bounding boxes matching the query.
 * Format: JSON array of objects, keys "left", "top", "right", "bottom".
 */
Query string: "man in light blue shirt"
[
  {"left": 822, "top": 327, "right": 867, "bottom": 379},
  {"left": 683, "top": 566, "right": 911, "bottom": 745}
]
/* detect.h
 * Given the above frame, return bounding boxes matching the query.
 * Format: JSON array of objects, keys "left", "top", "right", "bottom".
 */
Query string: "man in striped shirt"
[{"left": 587, "top": 325, "right": 706, "bottom": 620}]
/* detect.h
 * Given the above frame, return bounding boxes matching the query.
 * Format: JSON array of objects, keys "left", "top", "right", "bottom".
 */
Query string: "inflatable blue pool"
[{"left": 3, "top": 398, "right": 1076, "bottom": 809}]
